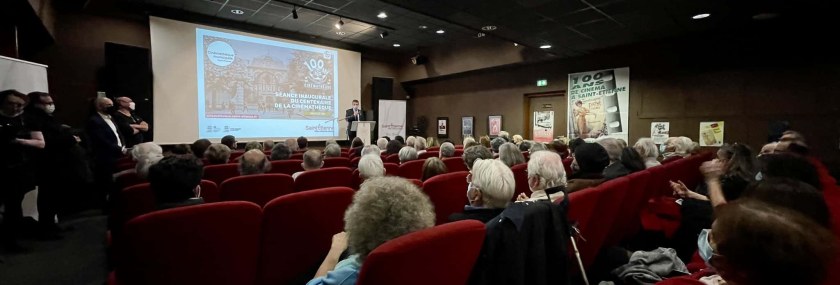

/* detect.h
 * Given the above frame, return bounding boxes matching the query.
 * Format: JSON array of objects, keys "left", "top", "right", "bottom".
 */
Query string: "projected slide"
[{"left": 196, "top": 28, "right": 339, "bottom": 138}]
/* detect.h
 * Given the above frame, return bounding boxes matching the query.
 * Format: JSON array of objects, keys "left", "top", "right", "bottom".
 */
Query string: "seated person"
[
  {"left": 415, "top": 137, "right": 427, "bottom": 154},
  {"left": 293, "top": 149, "right": 323, "bottom": 180},
  {"left": 263, "top": 139, "right": 274, "bottom": 151},
  {"left": 244, "top": 141, "right": 262, "bottom": 152},
  {"left": 307, "top": 177, "right": 435, "bottom": 285},
  {"left": 239, "top": 149, "right": 270, "bottom": 175},
  {"left": 360, "top": 145, "right": 380, "bottom": 156},
  {"left": 190, "top": 139, "right": 212, "bottom": 158},
  {"left": 498, "top": 142, "right": 525, "bottom": 167},
  {"left": 597, "top": 137, "right": 630, "bottom": 180},
  {"left": 462, "top": 145, "right": 493, "bottom": 170},
  {"left": 398, "top": 146, "right": 418, "bottom": 164},
  {"left": 324, "top": 143, "right": 342, "bottom": 158},
  {"left": 516, "top": 151, "right": 566, "bottom": 203},
  {"left": 450, "top": 159, "right": 515, "bottom": 223},
  {"left": 421, "top": 157, "right": 447, "bottom": 181},
  {"left": 204, "top": 143, "right": 231, "bottom": 165},
  {"left": 566, "top": 143, "right": 610, "bottom": 193},
  {"left": 221, "top": 135, "right": 237, "bottom": 150},
  {"left": 376, "top": 138, "right": 388, "bottom": 153},
  {"left": 297, "top": 136, "right": 309, "bottom": 151},
  {"left": 357, "top": 155, "right": 385, "bottom": 180},
  {"left": 148, "top": 155, "right": 204, "bottom": 210},
  {"left": 270, "top": 142, "right": 292, "bottom": 160},
  {"left": 439, "top": 142, "right": 456, "bottom": 158}
]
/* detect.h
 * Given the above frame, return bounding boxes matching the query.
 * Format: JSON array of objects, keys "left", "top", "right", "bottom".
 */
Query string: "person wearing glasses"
[{"left": 450, "top": 159, "right": 515, "bottom": 223}]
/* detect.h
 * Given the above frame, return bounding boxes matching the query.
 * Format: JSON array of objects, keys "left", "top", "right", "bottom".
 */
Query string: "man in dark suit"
[
  {"left": 85, "top": 97, "right": 125, "bottom": 209},
  {"left": 344, "top": 99, "right": 364, "bottom": 140}
]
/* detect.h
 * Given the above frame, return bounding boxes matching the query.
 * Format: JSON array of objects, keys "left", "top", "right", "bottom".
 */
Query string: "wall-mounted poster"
[
  {"left": 462, "top": 116, "right": 474, "bottom": 137},
  {"left": 567, "top": 67, "right": 630, "bottom": 142},
  {"left": 488, "top": 115, "right": 502, "bottom": 137},
  {"left": 699, "top": 121, "right": 725, "bottom": 147},
  {"left": 533, "top": 111, "right": 554, "bottom": 143},
  {"left": 437, "top": 117, "right": 449, "bottom": 138},
  {"left": 651, "top": 122, "right": 670, "bottom": 144}
]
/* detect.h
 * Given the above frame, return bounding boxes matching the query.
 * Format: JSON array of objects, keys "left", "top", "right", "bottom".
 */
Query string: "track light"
[
  {"left": 380, "top": 31, "right": 389, "bottom": 38},
  {"left": 335, "top": 18, "right": 344, "bottom": 29},
  {"left": 292, "top": 6, "right": 298, "bottom": 19}
]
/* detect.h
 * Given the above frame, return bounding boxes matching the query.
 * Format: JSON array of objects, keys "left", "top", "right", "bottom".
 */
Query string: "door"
[{"left": 527, "top": 96, "right": 567, "bottom": 142}]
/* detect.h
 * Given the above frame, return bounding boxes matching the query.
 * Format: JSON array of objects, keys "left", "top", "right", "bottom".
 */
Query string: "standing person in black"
[
  {"left": 344, "top": 99, "right": 364, "bottom": 140},
  {"left": 85, "top": 97, "right": 125, "bottom": 210},
  {"left": 112, "top": 96, "right": 148, "bottom": 147},
  {"left": 0, "top": 90, "right": 45, "bottom": 252},
  {"left": 25, "top": 92, "right": 84, "bottom": 237}
]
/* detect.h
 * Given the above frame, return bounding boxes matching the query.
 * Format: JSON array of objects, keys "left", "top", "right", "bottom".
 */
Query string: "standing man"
[
  {"left": 344, "top": 99, "right": 364, "bottom": 140},
  {"left": 112, "top": 96, "right": 148, "bottom": 148},
  {"left": 86, "top": 97, "right": 125, "bottom": 209}
]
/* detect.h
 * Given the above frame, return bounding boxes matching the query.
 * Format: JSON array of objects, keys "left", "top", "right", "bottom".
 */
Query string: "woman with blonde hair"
[{"left": 421, "top": 157, "right": 448, "bottom": 181}]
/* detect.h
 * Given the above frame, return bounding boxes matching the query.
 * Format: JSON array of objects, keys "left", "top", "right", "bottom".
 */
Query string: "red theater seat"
[
  {"left": 383, "top": 163, "right": 399, "bottom": 176},
  {"left": 442, "top": 157, "right": 469, "bottom": 173},
  {"left": 422, "top": 171, "right": 470, "bottom": 225},
  {"left": 294, "top": 167, "right": 352, "bottom": 192},
  {"left": 203, "top": 163, "right": 240, "bottom": 185},
  {"left": 323, "top": 157, "right": 351, "bottom": 168},
  {"left": 510, "top": 163, "right": 531, "bottom": 202},
  {"left": 268, "top": 159, "right": 304, "bottom": 176},
  {"left": 418, "top": 151, "right": 439, "bottom": 160},
  {"left": 220, "top": 174, "right": 295, "bottom": 206},
  {"left": 398, "top": 160, "right": 426, "bottom": 180}
]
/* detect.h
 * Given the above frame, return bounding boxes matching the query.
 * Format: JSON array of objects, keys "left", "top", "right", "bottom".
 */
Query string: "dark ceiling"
[{"left": 132, "top": 0, "right": 827, "bottom": 58}]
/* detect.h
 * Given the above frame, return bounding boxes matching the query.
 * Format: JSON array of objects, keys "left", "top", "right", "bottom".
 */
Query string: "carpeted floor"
[{"left": 0, "top": 212, "right": 108, "bottom": 285}]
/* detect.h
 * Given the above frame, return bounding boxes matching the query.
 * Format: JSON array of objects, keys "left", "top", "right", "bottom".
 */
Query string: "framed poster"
[
  {"left": 699, "top": 121, "right": 725, "bottom": 147},
  {"left": 488, "top": 115, "right": 502, "bottom": 137},
  {"left": 567, "top": 67, "right": 630, "bottom": 142},
  {"left": 437, "top": 117, "right": 449, "bottom": 138},
  {"left": 533, "top": 111, "right": 554, "bottom": 143},
  {"left": 651, "top": 122, "right": 670, "bottom": 144},
  {"left": 462, "top": 116, "right": 474, "bottom": 137}
]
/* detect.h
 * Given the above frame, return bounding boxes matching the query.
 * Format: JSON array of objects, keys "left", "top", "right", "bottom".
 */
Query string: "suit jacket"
[
  {"left": 345, "top": 108, "right": 365, "bottom": 128},
  {"left": 86, "top": 114, "right": 124, "bottom": 167}
]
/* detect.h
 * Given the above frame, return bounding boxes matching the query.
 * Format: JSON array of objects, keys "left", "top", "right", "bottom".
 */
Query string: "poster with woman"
[
  {"left": 488, "top": 115, "right": 502, "bottom": 137},
  {"left": 567, "top": 67, "right": 629, "bottom": 142}
]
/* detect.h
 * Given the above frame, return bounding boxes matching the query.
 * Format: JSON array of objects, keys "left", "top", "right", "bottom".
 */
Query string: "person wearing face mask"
[
  {"left": 0, "top": 90, "right": 45, "bottom": 252},
  {"left": 25, "top": 92, "right": 85, "bottom": 237},
  {"left": 344, "top": 99, "right": 364, "bottom": 140},
  {"left": 449, "top": 158, "right": 515, "bottom": 223},
  {"left": 86, "top": 97, "right": 126, "bottom": 210},
  {"left": 112, "top": 96, "right": 148, "bottom": 147}
]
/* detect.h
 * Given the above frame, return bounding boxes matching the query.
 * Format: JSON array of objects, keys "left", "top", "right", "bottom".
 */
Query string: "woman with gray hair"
[
  {"left": 451, "top": 159, "right": 515, "bottom": 223},
  {"left": 360, "top": 145, "right": 380, "bottom": 157},
  {"left": 323, "top": 143, "right": 342, "bottom": 158},
  {"left": 376, "top": 138, "right": 388, "bottom": 153},
  {"left": 498, "top": 142, "right": 526, "bottom": 167},
  {"left": 634, "top": 138, "right": 661, "bottom": 168},
  {"left": 308, "top": 177, "right": 435, "bottom": 285},
  {"left": 414, "top": 136, "right": 427, "bottom": 154},
  {"left": 516, "top": 151, "right": 566, "bottom": 203},
  {"left": 462, "top": 136, "right": 476, "bottom": 147},
  {"left": 662, "top": 136, "right": 694, "bottom": 163},
  {"left": 398, "top": 146, "right": 418, "bottom": 164},
  {"left": 405, "top": 136, "right": 416, "bottom": 149},
  {"left": 357, "top": 154, "right": 385, "bottom": 179},
  {"left": 131, "top": 142, "right": 165, "bottom": 179}
]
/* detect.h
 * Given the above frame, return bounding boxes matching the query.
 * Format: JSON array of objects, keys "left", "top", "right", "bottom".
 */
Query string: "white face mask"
[
  {"left": 128, "top": 102, "right": 136, "bottom": 111},
  {"left": 44, "top": 104, "right": 56, "bottom": 114}
]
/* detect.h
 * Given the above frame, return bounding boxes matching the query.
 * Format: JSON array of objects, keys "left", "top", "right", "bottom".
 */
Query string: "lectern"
[{"left": 351, "top": 121, "right": 376, "bottom": 146}]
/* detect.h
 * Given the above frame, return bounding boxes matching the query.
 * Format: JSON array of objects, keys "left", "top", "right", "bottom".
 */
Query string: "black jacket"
[{"left": 449, "top": 207, "right": 505, "bottom": 224}]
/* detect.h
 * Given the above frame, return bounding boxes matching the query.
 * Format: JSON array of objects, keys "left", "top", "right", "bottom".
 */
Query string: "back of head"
[
  {"left": 351, "top": 137, "right": 363, "bottom": 149},
  {"left": 758, "top": 153, "right": 821, "bottom": 189},
  {"left": 263, "top": 140, "right": 275, "bottom": 151},
  {"left": 358, "top": 154, "right": 385, "bottom": 179},
  {"left": 439, "top": 142, "right": 455, "bottom": 158},
  {"left": 719, "top": 143, "right": 755, "bottom": 181},
  {"left": 205, "top": 143, "right": 232, "bottom": 164},
  {"left": 568, "top": 138, "right": 585, "bottom": 154},
  {"left": 398, "top": 146, "right": 418, "bottom": 163},
  {"left": 394, "top": 136, "right": 405, "bottom": 145},
  {"left": 498, "top": 142, "right": 525, "bottom": 167},
  {"left": 270, "top": 143, "right": 292, "bottom": 160},
  {"left": 518, "top": 141, "right": 532, "bottom": 151},
  {"left": 191, "top": 139, "right": 212, "bottom": 158},
  {"left": 346, "top": 176, "right": 435, "bottom": 261},
  {"left": 529, "top": 142, "right": 547, "bottom": 153},
  {"left": 498, "top": 131, "right": 510, "bottom": 141},
  {"left": 471, "top": 159, "right": 515, "bottom": 208},
  {"left": 479, "top": 136, "right": 491, "bottom": 148},
  {"left": 132, "top": 142, "right": 164, "bottom": 179},
  {"left": 385, "top": 140, "right": 402, "bottom": 155},
  {"left": 239, "top": 149, "right": 270, "bottom": 175},
  {"left": 285, "top": 138, "right": 298, "bottom": 151},
  {"left": 324, "top": 144, "right": 342, "bottom": 158},
  {"left": 302, "top": 149, "right": 323, "bottom": 170},
  {"left": 512, "top": 134, "right": 523, "bottom": 145},
  {"left": 463, "top": 145, "right": 493, "bottom": 170},
  {"left": 376, "top": 138, "right": 388, "bottom": 150},
  {"left": 244, "top": 141, "right": 262, "bottom": 152},
  {"left": 620, "top": 147, "right": 646, "bottom": 173},
  {"left": 676, "top": 136, "right": 693, "bottom": 154},
  {"left": 596, "top": 137, "right": 623, "bottom": 163},
  {"left": 405, "top": 136, "right": 416, "bottom": 148},
  {"left": 742, "top": 177, "right": 830, "bottom": 227},
  {"left": 221, "top": 135, "right": 237, "bottom": 150},
  {"left": 297, "top": 136, "right": 308, "bottom": 150},
  {"left": 758, "top": 142, "right": 777, "bottom": 157},
  {"left": 780, "top": 130, "right": 806, "bottom": 145},
  {"left": 633, "top": 138, "right": 659, "bottom": 159},
  {"left": 713, "top": 200, "right": 837, "bottom": 285},
  {"left": 550, "top": 140, "right": 570, "bottom": 158},
  {"left": 425, "top": 136, "right": 438, "bottom": 148},
  {"left": 527, "top": 151, "right": 566, "bottom": 190},
  {"left": 170, "top": 144, "right": 192, "bottom": 155},
  {"left": 421, "top": 157, "right": 447, "bottom": 181},
  {"left": 414, "top": 137, "right": 427, "bottom": 150},
  {"left": 490, "top": 137, "right": 506, "bottom": 153},
  {"left": 463, "top": 136, "right": 476, "bottom": 147},
  {"left": 148, "top": 155, "right": 203, "bottom": 204},
  {"left": 574, "top": 143, "right": 610, "bottom": 175}
]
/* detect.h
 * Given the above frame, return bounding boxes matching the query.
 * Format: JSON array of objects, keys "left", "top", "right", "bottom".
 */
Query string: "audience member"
[
  {"left": 204, "top": 143, "right": 231, "bottom": 165},
  {"left": 148, "top": 155, "right": 204, "bottom": 210},
  {"left": 421, "top": 157, "right": 447, "bottom": 181},
  {"left": 239, "top": 149, "right": 271, "bottom": 175},
  {"left": 462, "top": 145, "right": 493, "bottom": 170},
  {"left": 451, "top": 159, "right": 514, "bottom": 223},
  {"left": 293, "top": 149, "right": 323, "bottom": 180},
  {"left": 517, "top": 151, "right": 566, "bottom": 203},
  {"left": 270, "top": 142, "right": 292, "bottom": 160}
]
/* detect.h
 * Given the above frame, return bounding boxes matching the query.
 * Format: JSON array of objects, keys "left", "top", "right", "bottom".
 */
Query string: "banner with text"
[
  {"left": 533, "top": 111, "right": 554, "bottom": 143},
  {"left": 378, "top": 100, "right": 406, "bottom": 139},
  {"left": 651, "top": 122, "right": 670, "bottom": 144},
  {"left": 567, "top": 67, "right": 629, "bottom": 142}
]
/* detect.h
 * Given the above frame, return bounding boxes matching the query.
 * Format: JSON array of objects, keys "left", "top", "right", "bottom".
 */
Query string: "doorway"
[{"left": 523, "top": 91, "right": 567, "bottom": 142}]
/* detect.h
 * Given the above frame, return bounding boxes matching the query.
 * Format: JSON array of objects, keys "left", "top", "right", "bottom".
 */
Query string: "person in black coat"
[
  {"left": 85, "top": 97, "right": 125, "bottom": 209},
  {"left": 344, "top": 100, "right": 364, "bottom": 140}
]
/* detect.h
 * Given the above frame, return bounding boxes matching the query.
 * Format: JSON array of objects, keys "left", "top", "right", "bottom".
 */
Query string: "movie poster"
[
  {"left": 699, "top": 121, "right": 725, "bottom": 147},
  {"left": 651, "top": 122, "right": 670, "bottom": 144},
  {"left": 567, "top": 67, "right": 629, "bottom": 142},
  {"left": 533, "top": 111, "right": 554, "bottom": 143}
]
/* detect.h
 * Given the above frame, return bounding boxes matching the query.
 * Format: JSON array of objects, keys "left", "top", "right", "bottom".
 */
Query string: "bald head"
[
  {"left": 96, "top": 97, "right": 113, "bottom": 113},
  {"left": 239, "top": 149, "right": 270, "bottom": 175}
]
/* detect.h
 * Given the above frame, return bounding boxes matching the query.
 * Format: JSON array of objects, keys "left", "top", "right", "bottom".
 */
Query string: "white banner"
[
  {"left": 651, "top": 122, "right": 670, "bottom": 145},
  {"left": 378, "top": 100, "right": 406, "bottom": 139},
  {"left": 533, "top": 111, "right": 554, "bottom": 143},
  {"left": 567, "top": 67, "right": 629, "bottom": 142},
  {"left": 0, "top": 55, "right": 49, "bottom": 94}
]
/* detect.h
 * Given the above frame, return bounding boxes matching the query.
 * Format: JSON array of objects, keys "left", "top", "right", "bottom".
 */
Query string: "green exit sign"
[{"left": 536, "top": 79, "right": 548, "bottom": 87}]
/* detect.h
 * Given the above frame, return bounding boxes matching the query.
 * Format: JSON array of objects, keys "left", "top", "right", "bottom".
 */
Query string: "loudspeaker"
[{"left": 103, "top": 42, "right": 153, "bottom": 141}]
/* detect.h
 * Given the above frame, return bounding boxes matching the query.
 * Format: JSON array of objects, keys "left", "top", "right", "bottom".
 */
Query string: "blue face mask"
[{"left": 697, "top": 229, "right": 714, "bottom": 266}]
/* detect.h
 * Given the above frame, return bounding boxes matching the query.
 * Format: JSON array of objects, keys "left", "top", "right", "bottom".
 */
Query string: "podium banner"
[{"left": 378, "top": 99, "right": 406, "bottom": 138}]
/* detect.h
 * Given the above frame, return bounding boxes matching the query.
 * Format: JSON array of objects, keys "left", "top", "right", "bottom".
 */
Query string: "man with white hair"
[
  {"left": 292, "top": 149, "right": 323, "bottom": 180},
  {"left": 398, "top": 146, "right": 418, "bottom": 164},
  {"left": 415, "top": 137, "right": 427, "bottom": 154},
  {"left": 517, "top": 151, "right": 566, "bottom": 203},
  {"left": 662, "top": 136, "right": 694, "bottom": 163},
  {"left": 439, "top": 142, "right": 455, "bottom": 158},
  {"left": 634, "top": 138, "right": 661, "bottom": 168},
  {"left": 323, "top": 143, "right": 342, "bottom": 158},
  {"left": 361, "top": 145, "right": 381, "bottom": 156},
  {"left": 451, "top": 159, "right": 515, "bottom": 222},
  {"left": 357, "top": 154, "right": 385, "bottom": 179},
  {"left": 405, "top": 136, "right": 416, "bottom": 149},
  {"left": 131, "top": 142, "right": 164, "bottom": 178},
  {"left": 376, "top": 138, "right": 388, "bottom": 153}
]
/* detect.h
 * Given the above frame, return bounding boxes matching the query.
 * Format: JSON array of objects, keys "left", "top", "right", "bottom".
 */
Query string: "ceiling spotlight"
[
  {"left": 539, "top": 44, "right": 552, "bottom": 49},
  {"left": 513, "top": 43, "right": 519, "bottom": 46},
  {"left": 692, "top": 13, "right": 710, "bottom": 19},
  {"left": 481, "top": 25, "right": 497, "bottom": 31},
  {"left": 380, "top": 31, "right": 389, "bottom": 38},
  {"left": 393, "top": 43, "right": 401, "bottom": 47},
  {"left": 377, "top": 12, "right": 388, "bottom": 19},
  {"left": 436, "top": 29, "right": 445, "bottom": 34},
  {"left": 291, "top": 6, "right": 298, "bottom": 19},
  {"left": 335, "top": 18, "right": 344, "bottom": 29},
  {"left": 231, "top": 9, "right": 244, "bottom": 15},
  {"left": 418, "top": 25, "right": 428, "bottom": 29}
]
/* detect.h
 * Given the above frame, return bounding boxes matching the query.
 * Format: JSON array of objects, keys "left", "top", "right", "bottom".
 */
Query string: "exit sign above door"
[{"left": 536, "top": 79, "right": 547, "bottom": 87}]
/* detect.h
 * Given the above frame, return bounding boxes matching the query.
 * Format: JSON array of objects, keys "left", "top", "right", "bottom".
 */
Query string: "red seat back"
[
  {"left": 453, "top": 149, "right": 464, "bottom": 157},
  {"left": 418, "top": 151, "right": 439, "bottom": 160},
  {"left": 383, "top": 163, "right": 399, "bottom": 176},
  {"left": 117, "top": 180, "right": 219, "bottom": 226},
  {"left": 203, "top": 163, "right": 240, "bottom": 185},
  {"left": 323, "top": 157, "right": 351, "bottom": 169},
  {"left": 510, "top": 163, "right": 531, "bottom": 202},
  {"left": 290, "top": 153, "right": 304, "bottom": 160},
  {"left": 442, "top": 157, "right": 469, "bottom": 173},
  {"left": 426, "top": 146, "right": 440, "bottom": 151},
  {"left": 294, "top": 167, "right": 353, "bottom": 192},
  {"left": 257, "top": 187, "right": 354, "bottom": 285},
  {"left": 268, "top": 159, "right": 304, "bottom": 176},
  {"left": 398, "top": 160, "right": 426, "bottom": 180},
  {"left": 608, "top": 170, "right": 650, "bottom": 245},
  {"left": 116, "top": 202, "right": 262, "bottom": 285},
  {"left": 350, "top": 156, "right": 361, "bottom": 168},
  {"left": 351, "top": 169, "right": 363, "bottom": 190},
  {"left": 356, "top": 220, "right": 486, "bottom": 285},
  {"left": 115, "top": 172, "right": 146, "bottom": 192},
  {"left": 409, "top": 179, "right": 423, "bottom": 188},
  {"left": 220, "top": 174, "right": 295, "bottom": 206},
  {"left": 385, "top": 154, "right": 400, "bottom": 164},
  {"left": 422, "top": 171, "right": 470, "bottom": 225},
  {"left": 566, "top": 188, "right": 604, "bottom": 269},
  {"left": 584, "top": 177, "right": 630, "bottom": 255}
]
